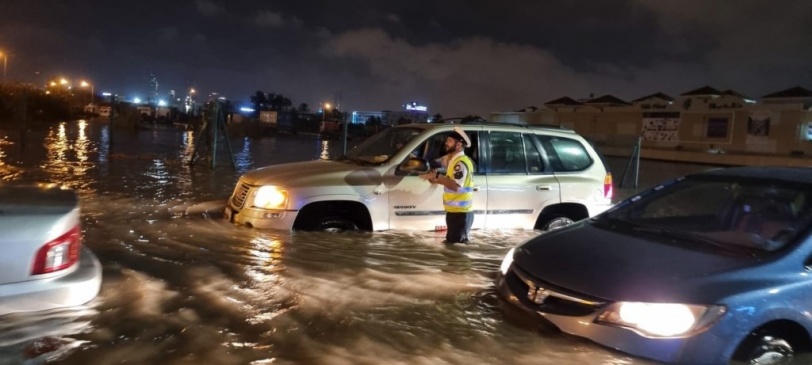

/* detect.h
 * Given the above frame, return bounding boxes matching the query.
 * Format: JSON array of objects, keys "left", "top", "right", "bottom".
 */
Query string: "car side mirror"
[{"left": 398, "top": 157, "right": 430, "bottom": 175}]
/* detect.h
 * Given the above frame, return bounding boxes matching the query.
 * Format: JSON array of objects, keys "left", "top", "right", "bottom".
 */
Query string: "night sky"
[{"left": 2, "top": 0, "right": 811, "bottom": 116}]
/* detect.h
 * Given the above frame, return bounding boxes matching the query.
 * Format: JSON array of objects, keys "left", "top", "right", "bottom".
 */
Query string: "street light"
[
  {"left": 0, "top": 51, "right": 6, "bottom": 83},
  {"left": 187, "top": 88, "right": 196, "bottom": 114},
  {"left": 80, "top": 80, "right": 94, "bottom": 104},
  {"left": 322, "top": 102, "right": 331, "bottom": 122}
]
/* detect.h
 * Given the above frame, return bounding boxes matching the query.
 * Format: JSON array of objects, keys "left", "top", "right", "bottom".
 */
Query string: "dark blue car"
[{"left": 496, "top": 167, "right": 812, "bottom": 365}]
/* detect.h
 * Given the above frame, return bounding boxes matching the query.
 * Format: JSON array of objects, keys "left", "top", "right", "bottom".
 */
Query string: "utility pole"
[
  {"left": 0, "top": 52, "right": 7, "bottom": 83},
  {"left": 109, "top": 94, "right": 116, "bottom": 153}
]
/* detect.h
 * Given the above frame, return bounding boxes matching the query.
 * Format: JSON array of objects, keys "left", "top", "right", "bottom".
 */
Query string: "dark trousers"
[{"left": 446, "top": 212, "right": 473, "bottom": 244}]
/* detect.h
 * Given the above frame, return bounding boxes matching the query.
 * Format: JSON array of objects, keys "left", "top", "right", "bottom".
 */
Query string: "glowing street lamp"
[
  {"left": 186, "top": 88, "right": 196, "bottom": 114},
  {"left": 80, "top": 80, "right": 94, "bottom": 104},
  {"left": 59, "top": 78, "right": 68, "bottom": 86},
  {"left": 0, "top": 51, "right": 7, "bottom": 83},
  {"left": 322, "top": 102, "right": 331, "bottom": 122}
]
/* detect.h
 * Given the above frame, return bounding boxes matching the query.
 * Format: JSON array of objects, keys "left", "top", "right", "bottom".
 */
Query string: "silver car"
[{"left": 0, "top": 184, "right": 102, "bottom": 316}]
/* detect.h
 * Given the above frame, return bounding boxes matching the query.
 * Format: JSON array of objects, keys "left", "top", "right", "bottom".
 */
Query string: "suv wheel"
[
  {"left": 310, "top": 216, "right": 358, "bottom": 233},
  {"left": 541, "top": 216, "right": 574, "bottom": 231}
]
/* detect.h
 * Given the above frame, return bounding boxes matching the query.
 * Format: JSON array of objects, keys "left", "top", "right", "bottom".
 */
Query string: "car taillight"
[
  {"left": 31, "top": 226, "right": 81, "bottom": 275},
  {"left": 603, "top": 173, "right": 614, "bottom": 200}
]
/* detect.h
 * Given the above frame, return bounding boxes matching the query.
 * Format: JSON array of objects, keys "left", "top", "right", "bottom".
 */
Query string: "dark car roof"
[{"left": 693, "top": 166, "right": 812, "bottom": 184}]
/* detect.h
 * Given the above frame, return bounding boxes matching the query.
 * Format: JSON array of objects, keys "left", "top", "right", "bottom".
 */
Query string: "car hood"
[
  {"left": 239, "top": 160, "right": 386, "bottom": 188},
  {"left": 512, "top": 221, "right": 760, "bottom": 303}
]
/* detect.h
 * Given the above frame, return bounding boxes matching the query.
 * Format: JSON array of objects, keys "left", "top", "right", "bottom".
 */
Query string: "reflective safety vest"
[{"left": 442, "top": 155, "right": 474, "bottom": 213}]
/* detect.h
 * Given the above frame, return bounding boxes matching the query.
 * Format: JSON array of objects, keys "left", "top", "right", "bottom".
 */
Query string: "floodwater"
[{"left": 0, "top": 120, "right": 720, "bottom": 365}]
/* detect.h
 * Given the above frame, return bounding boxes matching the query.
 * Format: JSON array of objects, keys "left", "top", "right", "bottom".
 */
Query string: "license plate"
[{"left": 224, "top": 206, "right": 233, "bottom": 222}]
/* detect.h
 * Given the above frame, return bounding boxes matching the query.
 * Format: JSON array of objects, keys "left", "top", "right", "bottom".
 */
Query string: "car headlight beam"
[
  {"left": 253, "top": 186, "right": 288, "bottom": 209},
  {"left": 597, "top": 302, "right": 726, "bottom": 338}
]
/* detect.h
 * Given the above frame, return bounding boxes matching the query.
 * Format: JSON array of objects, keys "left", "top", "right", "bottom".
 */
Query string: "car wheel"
[
  {"left": 310, "top": 216, "right": 358, "bottom": 233},
  {"left": 733, "top": 333, "right": 794, "bottom": 365},
  {"left": 541, "top": 216, "right": 574, "bottom": 231}
]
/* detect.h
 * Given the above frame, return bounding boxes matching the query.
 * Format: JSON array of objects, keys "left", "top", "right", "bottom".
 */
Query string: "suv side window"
[
  {"left": 490, "top": 131, "right": 527, "bottom": 174},
  {"left": 465, "top": 132, "right": 480, "bottom": 173},
  {"left": 420, "top": 131, "right": 480, "bottom": 173},
  {"left": 538, "top": 136, "right": 593, "bottom": 172},
  {"left": 524, "top": 133, "right": 545, "bottom": 173}
]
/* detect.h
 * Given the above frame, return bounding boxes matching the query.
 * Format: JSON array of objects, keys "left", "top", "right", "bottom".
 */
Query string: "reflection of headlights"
[
  {"left": 253, "top": 186, "right": 288, "bottom": 209},
  {"left": 597, "top": 302, "right": 726, "bottom": 337},
  {"left": 499, "top": 248, "right": 515, "bottom": 275}
]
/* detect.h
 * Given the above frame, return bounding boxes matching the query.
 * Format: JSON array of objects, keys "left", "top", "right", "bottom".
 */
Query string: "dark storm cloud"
[{"left": 1, "top": 0, "right": 810, "bottom": 115}]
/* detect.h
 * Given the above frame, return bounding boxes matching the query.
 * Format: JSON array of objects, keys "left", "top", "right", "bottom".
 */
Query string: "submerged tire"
[
  {"left": 540, "top": 216, "right": 575, "bottom": 231},
  {"left": 310, "top": 216, "right": 359, "bottom": 233},
  {"left": 733, "top": 333, "right": 794, "bottom": 365}
]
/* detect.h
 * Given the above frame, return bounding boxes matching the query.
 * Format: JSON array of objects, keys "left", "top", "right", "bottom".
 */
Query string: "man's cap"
[{"left": 448, "top": 126, "right": 471, "bottom": 148}]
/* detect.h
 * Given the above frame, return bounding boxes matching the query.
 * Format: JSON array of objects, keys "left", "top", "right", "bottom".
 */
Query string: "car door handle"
[
  {"left": 473, "top": 186, "right": 481, "bottom": 192},
  {"left": 536, "top": 185, "right": 552, "bottom": 191}
]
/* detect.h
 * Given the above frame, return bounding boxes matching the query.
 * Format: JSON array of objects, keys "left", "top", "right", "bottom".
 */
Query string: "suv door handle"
[
  {"left": 536, "top": 185, "right": 552, "bottom": 191},
  {"left": 473, "top": 186, "right": 481, "bottom": 192}
]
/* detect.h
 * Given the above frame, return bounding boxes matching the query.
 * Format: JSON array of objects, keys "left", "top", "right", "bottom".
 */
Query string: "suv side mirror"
[{"left": 398, "top": 157, "right": 430, "bottom": 175}]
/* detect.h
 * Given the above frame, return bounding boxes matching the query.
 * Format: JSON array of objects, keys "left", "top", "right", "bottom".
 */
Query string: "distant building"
[
  {"left": 84, "top": 103, "right": 99, "bottom": 115},
  {"left": 137, "top": 106, "right": 153, "bottom": 118},
  {"left": 631, "top": 92, "right": 674, "bottom": 109},
  {"left": 98, "top": 106, "right": 111, "bottom": 117},
  {"left": 349, "top": 102, "right": 430, "bottom": 126},
  {"left": 489, "top": 85, "right": 812, "bottom": 162},
  {"left": 352, "top": 111, "right": 386, "bottom": 124}
]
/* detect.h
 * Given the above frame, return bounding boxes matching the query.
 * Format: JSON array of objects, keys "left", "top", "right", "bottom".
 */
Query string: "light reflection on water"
[
  {"left": 0, "top": 134, "right": 22, "bottom": 181},
  {"left": 0, "top": 122, "right": 708, "bottom": 365}
]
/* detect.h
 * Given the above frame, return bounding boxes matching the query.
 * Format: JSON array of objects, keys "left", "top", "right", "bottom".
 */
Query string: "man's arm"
[{"left": 429, "top": 170, "right": 460, "bottom": 190}]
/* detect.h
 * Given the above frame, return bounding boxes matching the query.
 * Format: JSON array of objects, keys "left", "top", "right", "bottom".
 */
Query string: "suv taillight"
[
  {"left": 31, "top": 226, "right": 81, "bottom": 275},
  {"left": 603, "top": 173, "right": 614, "bottom": 200}
]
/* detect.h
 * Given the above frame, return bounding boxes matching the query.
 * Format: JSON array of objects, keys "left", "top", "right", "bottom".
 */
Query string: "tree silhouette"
[
  {"left": 250, "top": 91, "right": 268, "bottom": 117},
  {"left": 460, "top": 115, "right": 484, "bottom": 123},
  {"left": 250, "top": 90, "right": 294, "bottom": 116},
  {"left": 365, "top": 116, "right": 382, "bottom": 126}
]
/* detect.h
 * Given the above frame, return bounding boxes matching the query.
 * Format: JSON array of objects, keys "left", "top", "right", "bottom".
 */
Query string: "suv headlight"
[
  {"left": 253, "top": 186, "right": 288, "bottom": 209},
  {"left": 596, "top": 302, "right": 726, "bottom": 338}
]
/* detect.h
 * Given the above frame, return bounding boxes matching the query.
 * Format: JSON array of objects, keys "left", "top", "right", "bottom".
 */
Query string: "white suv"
[{"left": 224, "top": 122, "right": 614, "bottom": 231}]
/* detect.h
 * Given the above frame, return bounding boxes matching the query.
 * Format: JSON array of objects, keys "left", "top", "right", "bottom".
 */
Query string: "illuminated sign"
[{"left": 405, "top": 102, "right": 427, "bottom": 111}]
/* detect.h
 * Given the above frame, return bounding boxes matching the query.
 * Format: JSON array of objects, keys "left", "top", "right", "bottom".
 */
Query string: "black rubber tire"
[
  {"left": 732, "top": 333, "right": 794, "bottom": 365},
  {"left": 310, "top": 216, "right": 358, "bottom": 233}
]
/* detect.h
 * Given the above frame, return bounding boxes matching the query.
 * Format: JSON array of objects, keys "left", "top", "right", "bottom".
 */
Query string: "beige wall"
[{"left": 491, "top": 103, "right": 812, "bottom": 158}]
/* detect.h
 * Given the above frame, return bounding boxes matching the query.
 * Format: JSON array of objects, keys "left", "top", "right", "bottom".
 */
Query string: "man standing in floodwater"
[{"left": 421, "top": 127, "right": 474, "bottom": 244}]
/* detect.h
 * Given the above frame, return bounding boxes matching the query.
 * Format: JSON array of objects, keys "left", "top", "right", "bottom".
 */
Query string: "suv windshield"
[
  {"left": 598, "top": 176, "right": 812, "bottom": 254},
  {"left": 343, "top": 127, "right": 424, "bottom": 164}
]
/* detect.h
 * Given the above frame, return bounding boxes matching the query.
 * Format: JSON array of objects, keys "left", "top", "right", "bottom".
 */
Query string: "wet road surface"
[{"left": 0, "top": 120, "right": 727, "bottom": 364}]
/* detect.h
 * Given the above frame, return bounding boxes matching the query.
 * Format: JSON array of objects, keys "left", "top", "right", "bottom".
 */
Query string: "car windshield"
[
  {"left": 341, "top": 127, "right": 424, "bottom": 164},
  {"left": 597, "top": 176, "right": 812, "bottom": 255}
]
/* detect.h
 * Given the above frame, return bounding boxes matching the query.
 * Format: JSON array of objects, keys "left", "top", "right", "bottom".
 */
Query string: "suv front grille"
[
  {"left": 507, "top": 264, "right": 608, "bottom": 317},
  {"left": 231, "top": 182, "right": 251, "bottom": 209}
]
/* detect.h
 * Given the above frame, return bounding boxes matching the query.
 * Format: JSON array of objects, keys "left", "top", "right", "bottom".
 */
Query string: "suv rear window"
[{"left": 539, "top": 136, "right": 593, "bottom": 172}]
